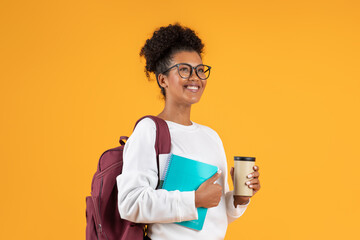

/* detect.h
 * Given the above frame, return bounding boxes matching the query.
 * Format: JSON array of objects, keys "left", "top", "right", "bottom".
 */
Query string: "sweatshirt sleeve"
[
  {"left": 215, "top": 132, "right": 250, "bottom": 224},
  {"left": 116, "top": 118, "right": 198, "bottom": 223},
  {"left": 223, "top": 162, "right": 250, "bottom": 223},
  {"left": 225, "top": 190, "right": 250, "bottom": 223}
]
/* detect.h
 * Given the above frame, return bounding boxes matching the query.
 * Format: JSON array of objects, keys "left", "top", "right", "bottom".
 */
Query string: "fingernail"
[
  {"left": 218, "top": 169, "right": 222, "bottom": 174},
  {"left": 246, "top": 181, "right": 251, "bottom": 185},
  {"left": 249, "top": 185, "right": 253, "bottom": 188},
  {"left": 247, "top": 174, "right": 252, "bottom": 178}
]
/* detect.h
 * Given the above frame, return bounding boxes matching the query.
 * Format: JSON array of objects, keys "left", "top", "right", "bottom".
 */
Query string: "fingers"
[
  {"left": 207, "top": 171, "right": 222, "bottom": 184},
  {"left": 245, "top": 178, "right": 261, "bottom": 193},
  {"left": 246, "top": 165, "right": 259, "bottom": 178},
  {"left": 251, "top": 183, "right": 261, "bottom": 193},
  {"left": 230, "top": 167, "right": 234, "bottom": 179},
  {"left": 247, "top": 169, "right": 260, "bottom": 179},
  {"left": 196, "top": 171, "right": 223, "bottom": 208},
  {"left": 245, "top": 178, "right": 259, "bottom": 186},
  {"left": 246, "top": 165, "right": 261, "bottom": 194}
]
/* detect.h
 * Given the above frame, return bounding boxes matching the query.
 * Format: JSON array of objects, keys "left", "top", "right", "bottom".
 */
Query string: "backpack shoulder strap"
[
  {"left": 134, "top": 115, "right": 171, "bottom": 188},
  {"left": 134, "top": 115, "right": 171, "bottom": 155}
]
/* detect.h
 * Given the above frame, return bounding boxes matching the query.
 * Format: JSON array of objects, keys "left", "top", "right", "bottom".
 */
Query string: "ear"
[{"left": 158, "top": 73, "right": 168, "bottom": 89}]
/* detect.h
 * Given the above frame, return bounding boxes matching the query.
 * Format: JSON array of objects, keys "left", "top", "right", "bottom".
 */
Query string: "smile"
[
  {"left": 184, "top": 85, "right": 200, "bottom": 93},
  {"left": 186, "top": 86, "right": 199, "bottom": 90}
]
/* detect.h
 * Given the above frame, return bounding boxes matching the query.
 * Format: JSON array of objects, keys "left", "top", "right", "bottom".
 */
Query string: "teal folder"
[{"left": 161, "top": 154, "right": 218, "bottom": 230}]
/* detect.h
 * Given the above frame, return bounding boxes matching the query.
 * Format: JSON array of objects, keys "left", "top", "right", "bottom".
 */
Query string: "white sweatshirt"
[{"left": 116, "top": 118, "right": 249, "bottom": 240}]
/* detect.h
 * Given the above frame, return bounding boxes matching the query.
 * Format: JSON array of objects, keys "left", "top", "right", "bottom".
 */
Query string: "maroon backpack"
[{"left": 86, "top": 116, "right": 171, "bottom": 240}]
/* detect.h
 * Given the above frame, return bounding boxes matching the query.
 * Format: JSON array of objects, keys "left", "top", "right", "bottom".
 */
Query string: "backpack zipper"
[
  {"left": 98, "top": 176, "right": 103, "bottom": 219},
  {"left": 98, "top": 148, "right": 122, "bottom": 171},
  {"left": 96, "top": 161, "right": 122, "bottom": 179},
  {"left": 93, "top": 148, "right": 122, "bottom": 240},
  {"left": 97, "top": 177, "right": 110, "bottom": 240},
  {"left": 91, "top": 196, "right": 102, "bottom": 238},
  {"left": 98, "top": 177, "right": 104, "bottom": 234}
]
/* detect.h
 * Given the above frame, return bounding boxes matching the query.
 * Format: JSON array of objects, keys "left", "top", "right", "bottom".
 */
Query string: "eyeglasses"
[{"left": 161, "top": 63, "right": 211, "bottom": 80}]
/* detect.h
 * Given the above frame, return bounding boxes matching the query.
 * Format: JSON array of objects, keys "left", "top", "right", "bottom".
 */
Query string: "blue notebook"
[{"left": 161, "top": 154, "right": 218, "bottom": 231}]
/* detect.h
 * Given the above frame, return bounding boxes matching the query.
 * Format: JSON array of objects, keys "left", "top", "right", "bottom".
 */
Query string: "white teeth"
[{"left": 186, "top": 86, "right": 199, "bottom": 90}]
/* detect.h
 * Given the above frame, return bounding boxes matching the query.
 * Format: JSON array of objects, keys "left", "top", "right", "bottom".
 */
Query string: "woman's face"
[{"left": 160, "top": 51, "right": 207, "bottom": 106}]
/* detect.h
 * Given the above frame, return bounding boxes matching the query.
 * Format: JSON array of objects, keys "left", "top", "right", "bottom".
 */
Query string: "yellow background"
[{"left": 1, "top": 0, "right": 359, "bottom": 239}]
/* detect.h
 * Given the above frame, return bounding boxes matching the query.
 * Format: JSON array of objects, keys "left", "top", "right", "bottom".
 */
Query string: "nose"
[{"left": 188, "top": 66, "right": 200, "bottom": 81}]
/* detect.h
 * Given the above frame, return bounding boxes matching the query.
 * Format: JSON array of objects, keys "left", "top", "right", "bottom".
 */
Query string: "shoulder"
[
  {"left": 125, "top": 117, "right": 158, "bottom": 147},
  {"left": 133, "top": 117, "right": 157, "bottom": 132}
]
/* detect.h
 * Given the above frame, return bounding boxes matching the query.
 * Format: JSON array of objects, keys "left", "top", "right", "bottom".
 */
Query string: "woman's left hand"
[{"left": 230, "top": 165, "right": 261, "bottom": 206}]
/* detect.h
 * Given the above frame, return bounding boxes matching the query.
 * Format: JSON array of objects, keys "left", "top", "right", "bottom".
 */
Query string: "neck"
[{"left": 157, "top": 101, "right": 192, "bottom": 126}]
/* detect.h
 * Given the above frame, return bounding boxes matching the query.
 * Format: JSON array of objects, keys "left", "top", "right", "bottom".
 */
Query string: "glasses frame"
[{"left": 161, "top": 63, "right": 211, "bottom": 80}]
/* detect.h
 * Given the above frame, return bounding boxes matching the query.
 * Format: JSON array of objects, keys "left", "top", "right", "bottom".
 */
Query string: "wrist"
[
  {"left": 195, "top": 190, "right": 200, "bottom": 208},
  {"left": 233, "top": 196, "right": 250, "bottom": 207}
]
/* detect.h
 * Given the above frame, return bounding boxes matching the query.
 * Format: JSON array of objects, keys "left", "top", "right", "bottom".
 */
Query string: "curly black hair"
[{"left": 140, "top": 23, "right": 205, "bottom": 97}]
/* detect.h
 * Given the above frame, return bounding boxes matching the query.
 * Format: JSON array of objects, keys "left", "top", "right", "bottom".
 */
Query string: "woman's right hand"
[{"left": 195, "top": 171, "right": 222, "bottom": 208}]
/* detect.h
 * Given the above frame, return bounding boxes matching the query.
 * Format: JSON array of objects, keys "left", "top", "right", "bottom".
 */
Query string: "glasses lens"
[
  {"left": 196, "top": 65, "right": 210, "bottom": 79},
  {"left": 177, "top": 64, "right": 211, "bottom": 79},
  {"left": 177, "top": 64, "right": 191, "bottom": 78}
]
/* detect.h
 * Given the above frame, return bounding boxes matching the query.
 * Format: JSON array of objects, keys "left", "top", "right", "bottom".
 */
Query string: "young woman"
[{"left": 116, "top": 23, "right": 261, "bottom": 240}]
